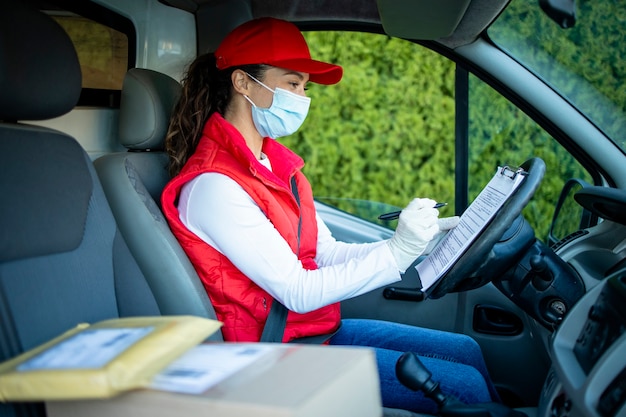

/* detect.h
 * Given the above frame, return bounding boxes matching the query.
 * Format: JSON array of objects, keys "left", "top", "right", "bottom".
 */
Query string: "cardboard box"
[{"left": 46, "top": 343, "right": 383, "bottom": 417}]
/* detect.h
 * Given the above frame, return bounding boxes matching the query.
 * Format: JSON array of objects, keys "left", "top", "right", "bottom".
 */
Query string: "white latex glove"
[
  {"left": 423, "top": 216, "right": 461, "bottom": 255},
  {"left": 387, "top": 198, "right": 440, "bottom": 272}
]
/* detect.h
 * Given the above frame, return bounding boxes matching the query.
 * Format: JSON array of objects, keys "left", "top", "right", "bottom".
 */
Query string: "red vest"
[{"left": 161, "top": 113, "right": 341, "bottom": 342}]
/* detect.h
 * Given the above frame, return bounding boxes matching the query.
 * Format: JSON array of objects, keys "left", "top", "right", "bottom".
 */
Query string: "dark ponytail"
[
  {"left": 165, "top": 53, "right": 268, "bottom": 177},
  {"left": 166, "top": 53, "right": 221, "bottom": 177}
]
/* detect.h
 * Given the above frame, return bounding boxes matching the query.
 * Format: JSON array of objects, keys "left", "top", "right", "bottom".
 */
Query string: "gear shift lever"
[
  {"left": 395, "top": 350, "right": 449, "bottom": 407},
  {"left": 396, "top": 352, "right": 526, "bottom": 417}
]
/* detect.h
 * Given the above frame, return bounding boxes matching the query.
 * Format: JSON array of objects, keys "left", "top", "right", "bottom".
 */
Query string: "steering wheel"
[{"left": 426, "top": 157, "right": 546, "bottom": 299}]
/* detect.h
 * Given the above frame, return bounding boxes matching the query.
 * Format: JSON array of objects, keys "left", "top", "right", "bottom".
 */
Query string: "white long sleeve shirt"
[{"left": 178, "top": 162, "right": 402, "bottom": 314}]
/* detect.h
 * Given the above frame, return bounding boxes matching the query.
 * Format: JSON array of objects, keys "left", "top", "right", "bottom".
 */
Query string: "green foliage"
[
  {"left": 282, "top": 0, "right": 620, "bottom": 240},
  {"left": 490, "top": 0, "right": 626, "bottom": 148},
  {"left": 283, "top": 32, "right": 457, "bottom": 215},
  {"left": 467, "top": 77, "right": 590, "bottom": 238}
]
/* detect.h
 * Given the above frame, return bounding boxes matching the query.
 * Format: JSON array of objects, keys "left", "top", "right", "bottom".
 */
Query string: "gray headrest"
[
  {"left": 118, "top": 68, "right": 182, "bottom": 151},
  {"left": 0, "top": 2, "right": 81, "bottom": 121}
]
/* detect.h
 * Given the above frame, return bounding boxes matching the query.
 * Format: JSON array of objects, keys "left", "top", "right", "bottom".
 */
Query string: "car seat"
[
  {"left": 0, "top": 3, "right": 162, "bottom": 417},
  {"left": 93, "top": 69, "right": 221, "bottom": 340},
  {"left": 0, "top": 3, "right": 428, "bottom": 417},
  {"left": 92, "top": 68, "right": 423, "bottom": 417}
]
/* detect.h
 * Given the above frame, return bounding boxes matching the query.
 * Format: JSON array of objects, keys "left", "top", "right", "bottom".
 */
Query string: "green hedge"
[
  {"left": 282, "top": 1, "right": 618, "bottom": 241},
  {"left": 286, "top": 32, "right": 456, "bottom": 211}
]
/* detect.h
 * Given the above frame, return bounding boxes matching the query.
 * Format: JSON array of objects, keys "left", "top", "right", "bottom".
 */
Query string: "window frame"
[{"left": 43, "top": 0, "right": 136, "bottom": 108}]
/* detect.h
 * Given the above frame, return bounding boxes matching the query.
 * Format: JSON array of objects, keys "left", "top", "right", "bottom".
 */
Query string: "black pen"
[{"left": 378, "top": 202, "right": 447, "bottom": 221}]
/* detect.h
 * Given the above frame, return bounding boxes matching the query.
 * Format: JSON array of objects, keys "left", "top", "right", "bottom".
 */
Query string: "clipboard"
[{"left": 416, "top": 165, "right": 528, "bottom": 295}]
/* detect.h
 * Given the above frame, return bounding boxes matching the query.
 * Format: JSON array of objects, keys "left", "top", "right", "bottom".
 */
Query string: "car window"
[
  {"left": 488, "top": 0, "right": 626, "bottom": 154},
  {"left": 42, "top": 3, "right": 134, "bottom": 108},
  {"left": 54, "top": 15, "right": 128, "bottom": 90},
  {"left": 287, "top": 31, "right": 457, "bottom": 227},
  {"left": 52, "top": 14, "right": 128, "bottom": 91},
  {"left": 467, "top": 74, "right": 592, "bottom": 241},
  {"left": 292, "top": 29, "right": 592, "bottom": 242}
]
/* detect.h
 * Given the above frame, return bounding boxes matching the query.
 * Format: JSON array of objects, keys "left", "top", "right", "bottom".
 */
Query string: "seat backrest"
[
  {"left": 0, "top": 3, "right": 162, "bottom": 417},
  {"left": 94, "top": 68, "right": 222, "bottom": 340}
]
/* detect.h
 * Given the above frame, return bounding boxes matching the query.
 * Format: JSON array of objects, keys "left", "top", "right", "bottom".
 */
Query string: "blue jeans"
[{"left": 329, "top": 319, "right": 499, "bottom": 414}]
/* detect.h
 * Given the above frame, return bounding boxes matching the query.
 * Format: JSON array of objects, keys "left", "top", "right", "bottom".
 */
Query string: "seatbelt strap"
[
  {"left": 259, "top": 299, "right": 288, "bottom": 343},
  {"left": 259, "top": 176, "right": 301, "bottom": 343},
  {"left": 291, "top": 176, "right": 303, "bottom": 250}
]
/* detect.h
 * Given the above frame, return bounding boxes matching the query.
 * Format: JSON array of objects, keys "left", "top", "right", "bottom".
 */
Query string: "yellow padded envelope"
[{"left": 0, "top": 316, "right": 222, "bottom": 402}]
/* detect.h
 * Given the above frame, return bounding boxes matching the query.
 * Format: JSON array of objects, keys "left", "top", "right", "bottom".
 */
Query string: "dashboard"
[
  {"left": 540, "top": 269, "right": 626, "bottom": 417},
  {"left": 492, "top": 184, "right": 626, "bottom": 417}
]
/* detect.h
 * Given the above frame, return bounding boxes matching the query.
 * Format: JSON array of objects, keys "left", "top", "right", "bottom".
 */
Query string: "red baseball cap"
[{"left": 215, "top": 17, "right": 343, "bottom": 85}]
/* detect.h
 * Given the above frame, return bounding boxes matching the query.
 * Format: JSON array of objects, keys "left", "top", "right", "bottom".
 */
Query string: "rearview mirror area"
[{"left": 539, "top": 0, "right": 576, "bottom": 28}]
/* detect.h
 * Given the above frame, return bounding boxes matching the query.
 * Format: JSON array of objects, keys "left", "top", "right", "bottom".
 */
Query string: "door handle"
[
  {"left": 473, "top": 305, "right": 523, "bottom": 335},
  {"left": 383, "top": 287, "right": 425, "bottom": 302}
]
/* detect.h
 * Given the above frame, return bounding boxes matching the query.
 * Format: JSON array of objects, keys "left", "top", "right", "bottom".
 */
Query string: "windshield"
[{"left": 488, "top": 0, "right": 626, "bottom": 152}]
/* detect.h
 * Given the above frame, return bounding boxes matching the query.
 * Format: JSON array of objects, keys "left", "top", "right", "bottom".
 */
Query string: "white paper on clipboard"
[{"left": 416, "top": 166, "right": 526, "bottom": 293}]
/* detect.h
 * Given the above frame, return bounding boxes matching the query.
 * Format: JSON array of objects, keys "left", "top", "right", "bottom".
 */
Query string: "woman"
[{"left": 161, "top": 17, "right": 499, "bottom": 413}]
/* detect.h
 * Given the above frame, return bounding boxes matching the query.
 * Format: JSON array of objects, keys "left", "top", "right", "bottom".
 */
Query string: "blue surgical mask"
[{"left": 243, "top": 72, "right": 311, "bottom": 139}]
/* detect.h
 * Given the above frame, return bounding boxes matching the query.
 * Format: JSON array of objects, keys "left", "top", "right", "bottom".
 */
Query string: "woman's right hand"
[{"left": 387, "top": 198, "right": 454, "bottom": 272}]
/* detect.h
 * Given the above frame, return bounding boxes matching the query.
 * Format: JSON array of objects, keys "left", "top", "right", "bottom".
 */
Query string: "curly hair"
[{"left": 165, "top": 53, "right": 267, "bottom": 177}]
